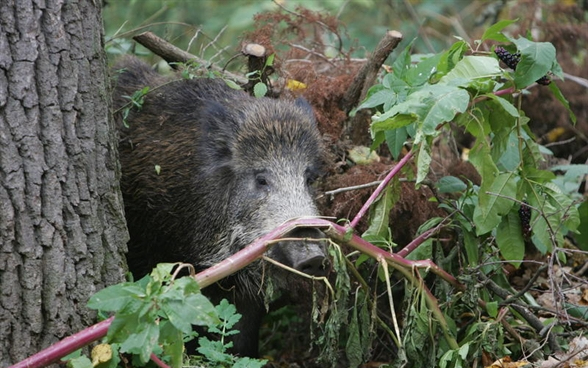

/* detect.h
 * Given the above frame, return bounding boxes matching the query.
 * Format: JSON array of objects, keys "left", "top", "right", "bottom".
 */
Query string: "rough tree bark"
[{"left": 0, "top": 0, "right": 128, "bottom": 365}]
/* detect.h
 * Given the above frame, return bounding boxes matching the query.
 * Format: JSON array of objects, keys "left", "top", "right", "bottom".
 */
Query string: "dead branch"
[
  {"left": 341, "top": 30, "right": 403, "bottom": 112},
  {"left": 132, "top": 31, "right": 247, "bottom": 84}
]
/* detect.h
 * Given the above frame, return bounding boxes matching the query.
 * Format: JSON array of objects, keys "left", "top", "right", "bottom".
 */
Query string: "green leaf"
[
  {"left": 159, "top": 321, "right": 184, "bottom": 368},
  {"left": 494, "top": 131, "right": 520, "bottom": 172},
  {"left": 253, "top": 82, "right": 267, "bottom": 98},
  {"left": 548, "top": 82, "right": 577, "bottom": 124},
  {"left": 372, "top": 113, "right": 417, "bottom": 131},
  {"left": 385, "top": 126, "right": 408, "bottom": 160},
  {"left": 87, "top": 282, "right": 146, "bottom": 312},
  {"left": 223, "top": 79, "right": 242, "bottom": 90},
  {"left": 468, "top": 139, "right": 498, "bottom": 188},
  {"left": 265, "top": 53, "right": 275, "bottom": 67},
  {"left": 496, "top": 211, "right": 525, "bottom": 265},
  {"left": 511, "top": 38, "right": 556, "bottom": 89},
  {"left": 485, "top": 94, "right": 520, "bottom": 117},
  {"left": 119, "top": 321, "right": 160, "bottom": 364},
  {"left": 416, "top": 140, "right": 432, "bottom": 184},
  {"left": 363, "top": 183, "right": 399, "bottom": 244},
  {"left": 358, "top": 88, "right": 398, "bottom": 110},
  {"left": 66, "top": 355, "right": 93, "bottom": 368},
  {"left": 436, "top": 176, "right": 467, "bottom": 193},
  {"left": 439, "top": 56, "right": 501, "bottom": 84},
  {"left": 485, "top": 301, "right": 499, "bottom": 318},
  {"left": 480, "top": 19, "right": 518, "bottom": 43},
  {"left": 474, "top": 172, "right": 518, "bottom": 235},
  {"left": 437, "top": 40, "right": 469, "bottom": 75},
  {"left": 233, "top": 357, "right": 268, "bottom": 368},
  {"left": 406, "top": 53, "right": 442, "bottom": 86},
  {"left": 412, "top": 84, "right": 470, "bottom": 135},
  {"left": 392, "top": 40, "right": 414, "bottom": 80},
  {"left": 576, "top": 201, "right": 588, "bottom": 251},
  {"left": 345, "top": 300, "right": 362, "bottom": 368},
  {"left": 530, "top": 216, "right": 552, "bottom": 254}
]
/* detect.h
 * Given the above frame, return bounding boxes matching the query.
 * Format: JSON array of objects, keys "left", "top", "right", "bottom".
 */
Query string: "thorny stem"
[{"left": 348, "top": 150, "right": 414, "bottom": 229}]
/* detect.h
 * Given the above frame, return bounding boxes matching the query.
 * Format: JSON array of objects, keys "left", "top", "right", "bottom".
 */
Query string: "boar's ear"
[
  {"left": 295, "top": 98, "right": 316, "bottom": 121},
  {"left": 199, "top": 101, "right": 239, "bottom": 164}
]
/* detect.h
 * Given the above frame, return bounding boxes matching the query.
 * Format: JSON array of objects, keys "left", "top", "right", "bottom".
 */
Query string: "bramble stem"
[{"left": 348, "top": 150, "right": 414, "bottom": 229}]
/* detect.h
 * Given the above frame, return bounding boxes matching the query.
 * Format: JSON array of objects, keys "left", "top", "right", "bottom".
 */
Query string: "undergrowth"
[{"left": 60, "top": 19, "right": 587, "bottom": 368}]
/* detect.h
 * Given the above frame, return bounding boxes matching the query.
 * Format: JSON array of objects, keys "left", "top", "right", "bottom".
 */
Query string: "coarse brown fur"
[{"left": 111, "top": 56, "right": 328, "bottom": 357}]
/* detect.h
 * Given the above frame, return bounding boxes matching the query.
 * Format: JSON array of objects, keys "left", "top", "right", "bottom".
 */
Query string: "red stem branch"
[
  {"left": 349, "top": 150, "right": 414, "bottom": 229},
  {"left": 10, "top": 216, "right": 462, "bottom": 368}
]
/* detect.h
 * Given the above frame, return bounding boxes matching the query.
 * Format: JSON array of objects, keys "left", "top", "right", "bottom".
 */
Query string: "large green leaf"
[
  {"left": 416, "top": 140, "right": 432, "bottom": 184},
  {"left": 385, "top": 126, "right": 408, "bottom": 160},
  {"left": 480, "top": 19, "right": 518, "bottom": 43},
  {"left": 362, "top": 183, "right": 399, "bottom": 246},
  {"left": 496, "top": 211, "right": 525, "bottom": 265},
  {"left": 87, "top": 282, "right": 146, "bottom": 312},
  {"left": 439, "top": 56, "right": 502, "bottom": 83},
  {"left": 474, "top": 172, "right": 518, "bottom": 235},
  {"left": 511, "top": 37, "right": 556, "bottom": 89},
  {"left": 119, "top": 321, "right": 160, "bottom": 364},
  {"left": 413, "top": 84, "right": 470, "bottom": 135}
]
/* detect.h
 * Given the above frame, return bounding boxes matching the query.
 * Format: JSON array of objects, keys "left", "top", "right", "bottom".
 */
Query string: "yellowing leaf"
[
  {"left": 286, "top": 79, "right": 307, "bottom": 91},
  {"left": 91, "top": 344, "right": 112, "bottom": 367}
]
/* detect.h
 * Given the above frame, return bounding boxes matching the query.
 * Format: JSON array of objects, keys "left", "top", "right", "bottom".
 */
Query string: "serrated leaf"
[
  {"left": 119, "top": 322, "right": 160, "bottom": 364},
  {"left": 66, "top": 355, "right": 93, "bottom": 368},
  {"left": 160, "top": 291, "right": 218, "bottom": 333},
  {"left": 511, "top": 38, "right": 556, "bottom": 89},
  {"left": 233, "top": 357, "right": 268, "bottom": 368},
  {"left": 496, "top": 211, "right": 525, "bottom": 265},
  {"left": 480, "top": 19, "right": 518, "bottom": 43},
  {"left": 436, "top": 176, "right": 467, "bottom": 193},
  {"left": 159, "top": 321, "right": 184, "bottom": 368}
]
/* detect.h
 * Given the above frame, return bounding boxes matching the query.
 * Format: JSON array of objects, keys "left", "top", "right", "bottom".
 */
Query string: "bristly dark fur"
[{"left": 111, "top": 56, "right": 326, "bottom": 357}]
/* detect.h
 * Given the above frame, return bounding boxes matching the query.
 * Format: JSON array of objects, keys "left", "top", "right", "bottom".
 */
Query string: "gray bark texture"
[{"left": 0, "top": 0, "right": 129, "bottom": 365}]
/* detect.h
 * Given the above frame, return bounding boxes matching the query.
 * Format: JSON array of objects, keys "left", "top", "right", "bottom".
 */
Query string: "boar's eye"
[{"left": 255, "top": 172, "right": 269, "bottom": 189}]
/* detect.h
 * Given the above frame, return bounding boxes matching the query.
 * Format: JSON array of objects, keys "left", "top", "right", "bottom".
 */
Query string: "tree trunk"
[{"left": 0, "top": 0, "right": 128, "bottom": 365}]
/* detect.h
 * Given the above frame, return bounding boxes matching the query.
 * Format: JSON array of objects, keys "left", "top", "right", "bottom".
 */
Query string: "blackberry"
[
  {"left": 495, "top": 46, "right": 552, "bottom": 86},
  {"left": 536, "top": 75, "right": 551, "bottom": 85},
  {"left": 495, "top": 46, "right": 520, "bottom": 69},
  {"left": 519, "top": 201, "right": 532, "bottom": 238}
]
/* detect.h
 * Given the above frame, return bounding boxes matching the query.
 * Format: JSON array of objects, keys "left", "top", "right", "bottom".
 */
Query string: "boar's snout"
[{"left": 273, "top": 227, "right": 330, "bottom": 277}]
